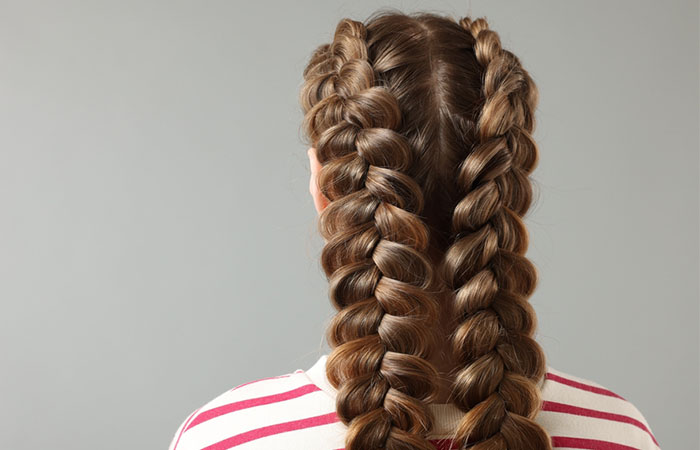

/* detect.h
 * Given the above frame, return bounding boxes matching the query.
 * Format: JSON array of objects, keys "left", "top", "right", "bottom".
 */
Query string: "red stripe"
[
  {"left": 202, "top": 412, "right": 339, "bottom": 450},
  {"left": 545, "top": 372, "right": 626, "bottom": 400},
  {"left": 171, "top": 407, "right": 202, "bottom": 450},
  {"left": 551, "top": 436, "right": 639, "bottom": 450},
  {"left": 543, "top": 401, "right": 659, "bottom": 446},
  {"left": 185, "top": 384, "right": 321, "bottom": 431},
  {"left": 204, "top": 416, "right": 460, "bottom": 450}
]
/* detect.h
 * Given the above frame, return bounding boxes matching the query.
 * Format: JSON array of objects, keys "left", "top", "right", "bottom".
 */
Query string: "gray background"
[{"left": 0, "top": 1, "right": 697, "bottom": 449}]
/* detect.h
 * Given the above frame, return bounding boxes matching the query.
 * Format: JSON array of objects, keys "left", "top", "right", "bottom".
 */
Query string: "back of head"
[{"left": 299, "top": 9, "right": 551, "bottom": 450}]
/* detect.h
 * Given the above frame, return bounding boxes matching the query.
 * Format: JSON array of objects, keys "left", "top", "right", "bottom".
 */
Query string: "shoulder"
[
  {"left": 537, "top": 365, "right": 661, "bottom": 449},
  {"left": 167, "top": 367, "right": 343, "bottom": 450}
]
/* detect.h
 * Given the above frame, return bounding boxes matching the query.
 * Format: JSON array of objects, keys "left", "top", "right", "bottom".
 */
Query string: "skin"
[
  {"left": 307, "top": 147, "right": 457, "bottom": 405},
  {"left": 307, "top": 146, "right": 330, "bottom": 213}
]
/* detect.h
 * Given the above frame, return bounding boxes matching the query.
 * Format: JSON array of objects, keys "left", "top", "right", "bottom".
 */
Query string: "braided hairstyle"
[
  {"left": 300, "top": 10, "right": 551, "bottom": 450},
  {"left": 440, "top": 17, "right": 551, "bottom": 449}
]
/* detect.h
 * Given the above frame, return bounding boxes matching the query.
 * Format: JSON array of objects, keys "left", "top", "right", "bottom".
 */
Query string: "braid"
[
  {"left": 301, "top": 18, "right": 443, "bottom": 450},
  {"left": 301, "top": 10, "right": 554, "bottom": 450},
  {"left": 439, "top": 16, "right": 552, "bottom": 449}
]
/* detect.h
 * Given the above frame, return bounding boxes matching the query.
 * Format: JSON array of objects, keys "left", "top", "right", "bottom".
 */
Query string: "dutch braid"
[
  {"left": 439, "top": 17, "right": 552, "bottom": 449},
  {"left": 300, "top": 10, "right": 553, "bottom": 450},
  {"left": 300, "top": 18, "right": 443, "bottom": 450}
]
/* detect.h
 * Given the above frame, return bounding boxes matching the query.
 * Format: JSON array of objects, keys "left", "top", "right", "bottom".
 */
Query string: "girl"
[{"left": 169, "top": 10, "right": 659, "bottom": 450}]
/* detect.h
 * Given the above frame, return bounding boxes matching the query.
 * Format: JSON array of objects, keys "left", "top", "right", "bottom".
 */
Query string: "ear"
[{"left": 308, "top": 147, "right": 330, "bottom": 214}]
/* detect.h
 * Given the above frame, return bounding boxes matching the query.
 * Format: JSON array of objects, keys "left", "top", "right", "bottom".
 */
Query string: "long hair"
[{"left": 299, "top": 9, "right": 551, "bottom": 450}]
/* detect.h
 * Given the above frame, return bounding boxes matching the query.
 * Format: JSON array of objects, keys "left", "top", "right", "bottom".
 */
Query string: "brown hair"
[{"left": 299, "top": 9, "right": 551, "bottom": 450}]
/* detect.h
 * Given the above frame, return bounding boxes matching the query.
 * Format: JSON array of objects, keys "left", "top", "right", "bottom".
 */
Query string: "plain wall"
[{"left": 0, "top": 1, "right": 697, "bottom": 449}]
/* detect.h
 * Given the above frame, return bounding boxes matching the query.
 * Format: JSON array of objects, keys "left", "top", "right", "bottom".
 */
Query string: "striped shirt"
[{"left": 168, "top": 354, "right": 660, "bottom": 450}]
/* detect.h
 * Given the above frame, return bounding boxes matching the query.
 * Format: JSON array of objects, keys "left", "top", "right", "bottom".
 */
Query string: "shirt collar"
[
  {"left": 304, "top": 354, "right": 337, "bottom": 399},
  {"left": 303, "top": 353, "right": 467, "bottom": 437}
]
